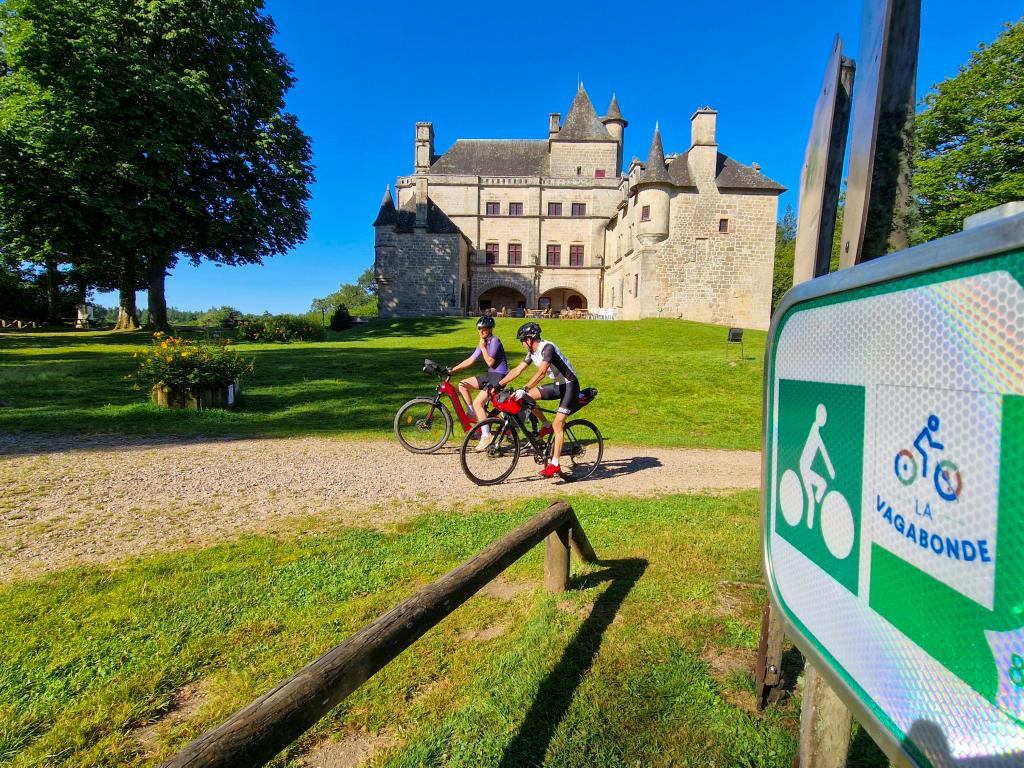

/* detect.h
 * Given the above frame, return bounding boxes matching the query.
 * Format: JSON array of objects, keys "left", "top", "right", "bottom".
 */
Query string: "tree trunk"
[
  {"left": 145, "top": 255, "right": 170, "bottom": 333},
  {"left": 114, "top": 255, "right": 139, "bottom": 331},
  {"left": 43, "top": 250, "right": 61, "bottom": 325}
]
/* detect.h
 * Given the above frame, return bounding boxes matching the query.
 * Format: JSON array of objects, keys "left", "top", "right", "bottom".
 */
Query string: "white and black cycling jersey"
[{"left": 523, "top": 340, "right": 578, "bottom": 383}]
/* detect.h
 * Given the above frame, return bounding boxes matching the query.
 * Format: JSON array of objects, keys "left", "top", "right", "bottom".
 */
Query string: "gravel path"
[{"left": 0, "top": 433, "right": 760, "bottom": 581}]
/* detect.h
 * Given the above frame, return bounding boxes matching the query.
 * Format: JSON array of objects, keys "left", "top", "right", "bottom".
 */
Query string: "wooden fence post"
[
  {"left": 544, "top": 523, "right": 571, "bottom": 592},
  {"left": 796, "top": 663, "right": 852, "bottom": 768}
]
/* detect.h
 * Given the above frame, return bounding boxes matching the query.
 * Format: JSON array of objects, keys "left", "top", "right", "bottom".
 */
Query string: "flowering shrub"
[
  {"left": 130, "top": 333, "right": 254, "bottom": 391},
  {"left": 238, "top": 314, "right": 324, "bottom": 342}
]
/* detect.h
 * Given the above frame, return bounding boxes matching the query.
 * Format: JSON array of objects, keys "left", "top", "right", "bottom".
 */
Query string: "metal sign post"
[{"left": 763, "top": 213, "right": 1024, "bottom": 766}]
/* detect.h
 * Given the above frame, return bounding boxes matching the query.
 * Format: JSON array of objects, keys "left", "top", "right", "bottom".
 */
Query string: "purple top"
[{"left": 470, "top": 335, "right": 508, "bottom": 374}]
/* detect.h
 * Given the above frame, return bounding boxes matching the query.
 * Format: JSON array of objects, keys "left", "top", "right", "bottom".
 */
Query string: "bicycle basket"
[
  {"left": 422, "top": 359, "right": 445, "bottom": 377},
  {"left": 577, "top": 387, "right": 598, "bottom": 408},
  {"left": 494, "top": 389, "right": 523, "bottom": 415}
]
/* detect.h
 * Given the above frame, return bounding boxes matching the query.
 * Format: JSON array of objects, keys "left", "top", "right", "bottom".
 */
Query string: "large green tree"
[
  {"left": 914, "top": 18, "right": 1024, "bottom": 242},
  {"left": 0, "top": 0, "right": 314, "bottom": 331}
]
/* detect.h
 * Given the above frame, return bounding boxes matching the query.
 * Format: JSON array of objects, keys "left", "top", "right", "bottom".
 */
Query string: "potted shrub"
[{"left": 130, "top": 332, "right": 254, "bottom": 410}]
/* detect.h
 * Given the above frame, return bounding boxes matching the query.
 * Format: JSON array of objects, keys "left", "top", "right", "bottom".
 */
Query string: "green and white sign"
[{"left": 764, "top": 216, "right": 1024, "bottom": 766}]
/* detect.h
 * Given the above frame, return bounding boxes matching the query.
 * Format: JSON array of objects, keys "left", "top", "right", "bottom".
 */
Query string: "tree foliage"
[
  {"left": 0, "top": 0, "right": 314, "bottom": 330},
  {"left": 914, "top": 18, "right": 1024, "bottom": 242},
  {"left": 311, "top": 269, "right": 378, "bottom": 318}
]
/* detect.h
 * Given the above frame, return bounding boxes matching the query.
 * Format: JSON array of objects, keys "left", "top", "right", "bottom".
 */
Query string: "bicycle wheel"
[
  {"left": 394, "top": 398, "right": 452, "bottom": 453},
  {"left": 461, "top": 417, "right": 520, "bottom": 485},
  {"left": 559, "top": 419, "right": 604, "bottom": 481}
]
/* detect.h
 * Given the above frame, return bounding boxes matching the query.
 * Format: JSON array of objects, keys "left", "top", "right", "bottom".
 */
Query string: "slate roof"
[
  {"left": 633, "top": 150, "right": 785, "bottom": 193},
  {"left": 636, "top": 124, "right": 670, "bottom": 185},
  {"left": 556, "top": 84, "right": 614, "bottom": 141},
  {"left": 429, "top": 140, "right": 549, "bottom": 176},
  {"left": 394, "top": 198, "right": 462, "bottom": 234},
  {"left": 603, "top": 94, "right": 626, "bottom": 124},
  {"left": 714, "top": 154, "right": 786, "bottom": 191},
  {"left": 372, "top": 186, "right": 398, "bottom": 226}
]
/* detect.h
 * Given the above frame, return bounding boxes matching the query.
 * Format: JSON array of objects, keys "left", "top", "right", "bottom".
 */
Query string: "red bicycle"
[{"left": 394, "top": 359, "right": 482, "bottom": 453}]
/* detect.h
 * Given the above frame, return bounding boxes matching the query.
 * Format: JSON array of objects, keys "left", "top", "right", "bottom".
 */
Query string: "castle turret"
[
  {"left": 415, "top": 122, "right": 434, "bottom": 172},
  {"left": 601, "top": 94, "right": 628, "bottom": 176},
  {"left": 634, "top": 123, "right": 671, "bottom": 245},
  {"left": 372, "top": 185, "right": 398, "bottom": 228},
  {"left": 687, "top": 107, "right": 718, "bottom": 186}
]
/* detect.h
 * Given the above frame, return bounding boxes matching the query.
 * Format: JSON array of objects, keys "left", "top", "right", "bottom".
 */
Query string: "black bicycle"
[{"left": 459, "top": 386, "right": 603, "bottom": 485}]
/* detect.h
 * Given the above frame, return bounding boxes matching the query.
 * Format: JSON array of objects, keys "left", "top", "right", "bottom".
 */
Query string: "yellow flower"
[
  {"left": 166, "top": 355, "right": 173, "bottom": 363},
  {"left": 153, "top": 331, "right": 164, "bottom": 338}
]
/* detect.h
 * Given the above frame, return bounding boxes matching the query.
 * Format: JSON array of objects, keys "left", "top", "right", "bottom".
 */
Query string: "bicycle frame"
[
  {"left": 435, "top": 376, "right": 476, "bottom": 432},
  {"left": 487, "top": 391, "right": 552, "bottom": 459}
]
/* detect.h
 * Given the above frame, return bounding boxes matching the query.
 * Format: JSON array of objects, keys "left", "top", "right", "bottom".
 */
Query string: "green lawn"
[
  {"left": 0, "top": 492, "right": 804, "bottom": 767},
  {"left": 0, "top": 317, "right": 765, "bottom": 450}
]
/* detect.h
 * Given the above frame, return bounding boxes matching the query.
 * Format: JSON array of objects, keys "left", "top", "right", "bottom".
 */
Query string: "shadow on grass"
[
  {"left": 499, "top": 558, "right": 647, "bottom": 768},
  {"left": 342, "top": 316, "right": 465, "bottom": 339}
]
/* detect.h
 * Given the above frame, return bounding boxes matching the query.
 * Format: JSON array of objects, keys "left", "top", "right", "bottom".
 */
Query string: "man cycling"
[
  {"left": 448, "top": 316, "right": 508, "bottom": 451},
  {"left": 499, "top": 321, "right": 579, "bottom": 478}
]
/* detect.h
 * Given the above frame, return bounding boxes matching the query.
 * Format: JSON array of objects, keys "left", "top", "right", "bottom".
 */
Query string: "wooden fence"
[{"left": 162, "top": 501, "right": 597, "bottom": 768}]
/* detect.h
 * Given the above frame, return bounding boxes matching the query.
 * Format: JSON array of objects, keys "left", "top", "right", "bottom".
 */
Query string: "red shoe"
[
  {"left": 539, "top": 463, "right": 563, "bottom": 478},
  {"left": 539, "top": 425, "right": 553, "bottom": 438}
]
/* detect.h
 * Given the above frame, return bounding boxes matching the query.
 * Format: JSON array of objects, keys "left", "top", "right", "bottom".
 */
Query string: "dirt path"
[{"left": 0, "top": 433, "right": 760, "bottom": 581}]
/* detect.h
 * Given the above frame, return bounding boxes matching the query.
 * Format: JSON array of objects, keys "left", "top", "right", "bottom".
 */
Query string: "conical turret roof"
[
  {"left": 637, "top": 123, "right": 670, "bottom": 185},
  {"left": 556, "top": 83, "right": 613, "bottom": 141},
  {"left": 372, "top": 185, "right": 398, "bottom": 226},
  {"left": 603, "top": 93, "right": 626, "bottom": 125}
]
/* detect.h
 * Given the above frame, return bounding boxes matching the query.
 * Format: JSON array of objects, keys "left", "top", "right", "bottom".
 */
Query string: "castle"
[{"left": 373, "top": 85, "right": 784, "bottom": 329}]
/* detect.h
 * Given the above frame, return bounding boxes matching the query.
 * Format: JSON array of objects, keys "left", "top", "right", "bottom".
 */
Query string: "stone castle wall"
[{"left": 375, "top": 228, "right": 467, "bottom": 317}]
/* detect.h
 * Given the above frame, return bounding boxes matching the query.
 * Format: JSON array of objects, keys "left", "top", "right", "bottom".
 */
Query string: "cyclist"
[
  {"left": 448, "top": 316, "right": 508, "bottom": 451},
  {"left": 500, "top": 321, "right": 580, "bottom": 479}
]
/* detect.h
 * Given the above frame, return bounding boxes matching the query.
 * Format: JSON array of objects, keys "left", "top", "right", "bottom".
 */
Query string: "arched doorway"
[
  {"left": 479, "top": 286, "right": 527, "bottom": 316},
  {"left": 539, "top": 288, "right": 588, "bottom": 314}
]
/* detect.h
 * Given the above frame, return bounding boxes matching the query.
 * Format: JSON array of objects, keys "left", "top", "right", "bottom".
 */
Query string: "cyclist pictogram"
[
  {"left": 778, "top": 403, "right": 856, "bottom": 560},
  {"left": 893, "top": 414, "right": 963, "bottom": 501}
]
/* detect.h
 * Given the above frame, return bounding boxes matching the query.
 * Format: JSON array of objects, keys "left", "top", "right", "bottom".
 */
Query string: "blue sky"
[{"left": 96, "top": 0, "right": 1022, "bottom": 314}]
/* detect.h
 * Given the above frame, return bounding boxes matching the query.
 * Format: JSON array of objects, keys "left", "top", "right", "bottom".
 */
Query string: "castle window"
[
  {"left": 595, "top": 169, "right": 606, "bottom": 178},
  {"left": 641, "top": 205, "right": 651, "bottom": 222},
  {"left": 569, "top": 245, "right": 584, "bottom": 267},
  {"left": 571, "top": 203, "right": 586, "bottom": 217},
  {"left": 634, "top": 273, "right": 639, "bottom": 297},
  {"left": 485, "top": 202, "right": 500, "bottom": 216},
  {"left": 718, "top": 218, "right": 730, "bottom": 233},
  {"left": 547, "top": 202, "right": 562, "bottom": 217},
  {"left": 485, "top": 242, "right": 499, "bottom": 265},
  {"left": 509, "top": 202, "right": 523, "bottom": 217},
  {"left": 508, "top": 243, "right": 522, "bottom": 266},
  {"left": 546, "top": 244, "right": 561, "bottom": 267},
  {"left": 576, "top": 166, "right": 581, "bottom": 175}
]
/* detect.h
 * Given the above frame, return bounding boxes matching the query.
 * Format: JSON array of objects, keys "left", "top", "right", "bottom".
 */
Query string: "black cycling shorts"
[
  {"left": 537, "top": 380, "right": 580, "bottom": 415},
  {"left": 471, "top": 372, "right": 504, "bottom": 389}
]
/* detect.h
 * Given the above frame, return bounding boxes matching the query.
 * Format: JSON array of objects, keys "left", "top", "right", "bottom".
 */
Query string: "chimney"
[
  {"left": 415, "top": 176, "right": 428, "bottom": 228},
  {"left": 690, "top": 107, "right": 717, "bottom": 146},
  {"left": 549, "top": 113, "right": 560, "bottom": 140},
  {"left": 415, "top": 122, "right": 434, "bottom": 173},
  {"left": 688, "top": 107, "right": 719, "bottom": 185}
]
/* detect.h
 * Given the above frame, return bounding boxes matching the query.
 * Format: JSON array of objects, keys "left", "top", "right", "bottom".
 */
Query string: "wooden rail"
[{"left": 162, "top": 501, "right": 597, "bottom": 768}]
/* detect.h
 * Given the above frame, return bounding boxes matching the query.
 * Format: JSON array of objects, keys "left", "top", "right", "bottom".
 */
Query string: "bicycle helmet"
[
  {"left": 476, "top": 315, "right": 496, "bottom": 329},
  {"left": 516, "top": 321, "right": 541, "bottom": 341}
]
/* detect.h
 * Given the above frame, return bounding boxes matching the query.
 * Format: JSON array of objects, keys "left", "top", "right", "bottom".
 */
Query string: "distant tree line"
[
  {"left": 773, "top": 18, "right": 1023, "bottom": 308},
  {"left": 310, "top": 269, "right": 378, "bottom": 325},
  {"left": 0, "top": 0, "right": 314, "bottom": 331}
]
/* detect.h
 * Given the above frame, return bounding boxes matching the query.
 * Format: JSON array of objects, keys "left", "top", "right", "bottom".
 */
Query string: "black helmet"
[
  {"left": 516, "top": 321, "right": 541, "bottom": 341},
  {"left": 476, "top": 315, "right": 496, "bottom": 329}
]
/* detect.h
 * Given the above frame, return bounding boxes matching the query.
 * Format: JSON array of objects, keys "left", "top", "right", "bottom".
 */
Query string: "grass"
[
  {"left": 0, "top": 317, "right": 765, "bottom": 450},
  {"left": 0, "top": 491, "right": 840, "bottom": 768}
]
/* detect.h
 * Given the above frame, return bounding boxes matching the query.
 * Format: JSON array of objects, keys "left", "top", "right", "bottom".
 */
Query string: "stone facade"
[{"left": 374, "top": 86, "right": 784, "bottom": 330}]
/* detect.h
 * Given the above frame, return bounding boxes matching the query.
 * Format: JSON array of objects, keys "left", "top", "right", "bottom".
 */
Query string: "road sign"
[{"left": 764, "top": 213, "right": 1024, "bottom": 766}]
